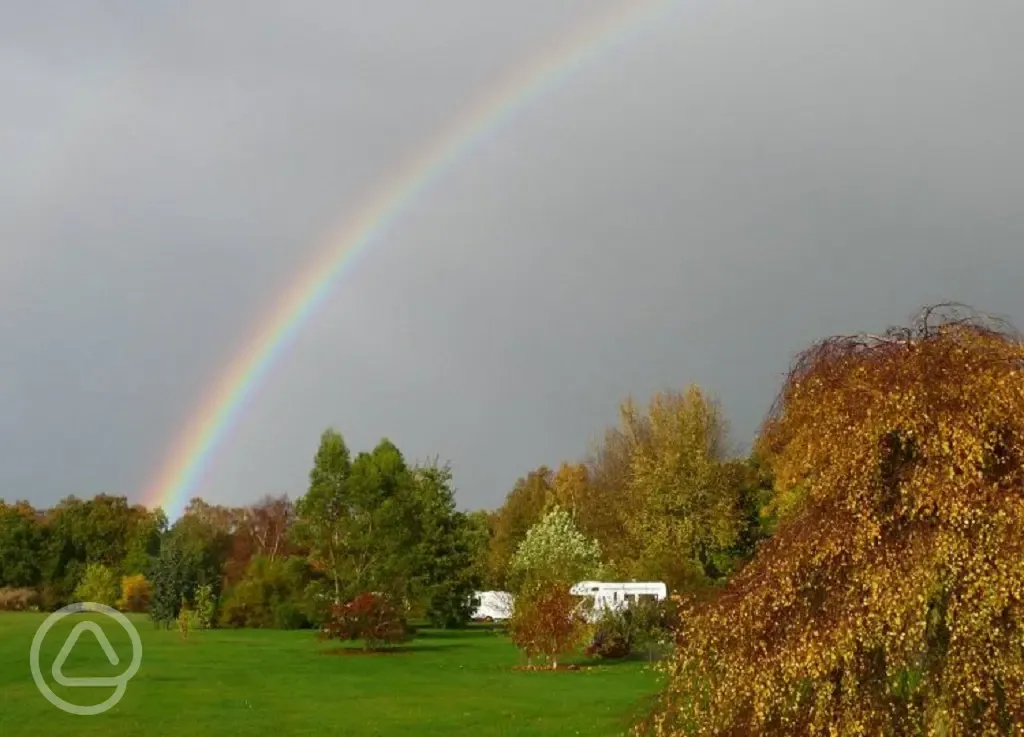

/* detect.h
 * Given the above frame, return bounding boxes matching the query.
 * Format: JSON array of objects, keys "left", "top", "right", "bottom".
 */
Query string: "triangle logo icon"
[{"left": 51, "top": 621, "right": 123, "bottom": 688}]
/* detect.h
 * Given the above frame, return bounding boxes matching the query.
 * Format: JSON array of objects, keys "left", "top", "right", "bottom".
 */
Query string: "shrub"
[
  {"left": 301, "top": 579, "right": 334, "bottom": 628},
  {"left": 587, "top": 598, "right": 678, "bottom": 660},
  {"left": 321, "top": 592, "right": 409, "bottom": 650},
  {"left": 0, "top": 587, "right": 40, "bottom": 611},
  {"left": 424, "top": 582, "right": 476, "bottom": 630},
  {"left": 177, "top": 598, "right": 197, "bottom": 640},
  {"left": 72, "top": 563, "right": 120, "bottom": 607},
  {"left": 632, "top": 597, "right": 679, "bottom": 656},
  {"left": 508, "top": 583, "right": 593, "bottom": 669},
  {"left": 587, "top": 609, "right": 632, "bottom": 659},
  {"left": 218, "top": 578, "right": 267, "bottom": 628},
  {"left": 587, "top": 623, "right": 631, "bottom": 659},
  {"left": 117, "top": 574, "right": 152, "bottom": 613},
  {"left": 194, "top": 583, "right": 215, "bottom": 629},
  {"left": 272, "top": 601, "right": 308, "bottom": 630},
  {"left": 217, "top": 556, "right": 315, "bottom": 629},
  {"left": 39, "top": 584, "right": 66, "bottom": 612}
]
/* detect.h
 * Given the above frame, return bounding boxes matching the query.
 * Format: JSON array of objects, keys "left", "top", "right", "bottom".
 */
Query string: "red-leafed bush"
[
  {"left": 508, "top": 583, "right": 592, "bottom": 669},
  {"left": 320, "top": 593, "right": 409, "bottom": 650},
  {"left": 585, "top": 627, "right": 631, "bottom": 659}
]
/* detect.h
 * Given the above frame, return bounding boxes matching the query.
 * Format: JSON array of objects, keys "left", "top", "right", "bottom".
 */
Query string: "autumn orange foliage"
[
  {"left": 117, "top": 574, "right": 152, "bottom": 613},
  {"left": 508, "top": 584, "right": 592, "bottom": 670},
  {"left": 642, "top": 305, "right": 1024, "bottom": 736}
]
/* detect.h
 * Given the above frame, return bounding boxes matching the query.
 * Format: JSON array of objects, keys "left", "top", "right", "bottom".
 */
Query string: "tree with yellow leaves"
[
  {"left": 619, "top": 386, "right": 749, "bottom": 592},
  {"left": 117, "top": 574, "right": 152, "bottom": 613},
  {"left": 487, "top": 467, "right": 554, "bottom": 587},
  {"left": 641, "top": 305, "right": 1024, "bottom": 736}
]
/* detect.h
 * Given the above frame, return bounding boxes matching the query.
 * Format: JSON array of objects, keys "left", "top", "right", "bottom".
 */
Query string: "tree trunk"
[{"left": 329, "top": 545, "right": 341, "bottom": 602}]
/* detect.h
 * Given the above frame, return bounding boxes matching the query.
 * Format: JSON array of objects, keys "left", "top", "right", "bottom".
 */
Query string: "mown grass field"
[{"left": 0, "top": 613, "right": 659, "bottom": 736}]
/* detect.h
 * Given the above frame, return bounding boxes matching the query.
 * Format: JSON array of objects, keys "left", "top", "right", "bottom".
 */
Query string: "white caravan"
[
  {"left": 569, "top": 581, "right": 668, "bottom": 622},
  {"left": 470, "top": 591, "right": 514, "bottom": 621}
]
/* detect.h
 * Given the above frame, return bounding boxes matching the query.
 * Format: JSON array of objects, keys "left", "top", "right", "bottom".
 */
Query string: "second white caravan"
[{"left": 569, "top": 580, "right": 668, "bottom": 622}]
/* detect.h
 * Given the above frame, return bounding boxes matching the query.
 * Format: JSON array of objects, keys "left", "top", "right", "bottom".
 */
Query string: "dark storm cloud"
[{"left": 2, "top": 1, "right": 1022, "bottom": 510}]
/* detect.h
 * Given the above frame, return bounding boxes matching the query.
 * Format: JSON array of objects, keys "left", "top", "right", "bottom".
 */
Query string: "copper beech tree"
[{"left": 643, "top": 305, "right": 1024, "bottom": 736}]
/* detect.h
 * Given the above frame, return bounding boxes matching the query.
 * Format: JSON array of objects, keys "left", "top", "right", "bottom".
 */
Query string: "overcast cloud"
[{"left": 2, "top": 0, "right": 1023, "bottom": 511}]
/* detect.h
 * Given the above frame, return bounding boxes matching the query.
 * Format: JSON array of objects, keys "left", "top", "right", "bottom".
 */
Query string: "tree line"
[{"left": 0, "top": 385, "right": 767, "bottom": 628}]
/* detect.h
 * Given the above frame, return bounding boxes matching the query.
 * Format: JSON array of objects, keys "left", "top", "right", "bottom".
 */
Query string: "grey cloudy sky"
[{"left": 2, "top": 0, "right": 1022, "bottom": 512}]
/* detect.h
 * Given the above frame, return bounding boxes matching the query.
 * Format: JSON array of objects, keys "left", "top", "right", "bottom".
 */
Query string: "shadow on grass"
[
  {"left": 582, "top": 653, "right": 668, "bottom": 668},
  {"left": 411, "top": 625, "right": 506, "bottom": 640},
  {"left": 320, "top": 640, "right": 474, "bottom": 655},
  {"left": 322, "top": 645, "right": 426, "bottom": 656}
]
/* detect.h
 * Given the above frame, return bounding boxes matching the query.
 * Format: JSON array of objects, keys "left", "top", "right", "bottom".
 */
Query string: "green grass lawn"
[{"left": 0, "top": 613, "right": 660, "bottom": 736}]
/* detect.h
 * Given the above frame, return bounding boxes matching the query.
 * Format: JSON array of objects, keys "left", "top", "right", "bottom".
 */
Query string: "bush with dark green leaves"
[
  {"left": 586, "top": 598, "right": 678, "bottom": 660},
  {"left": 218, "top": 556, "right": 316, "bottom": 629}
]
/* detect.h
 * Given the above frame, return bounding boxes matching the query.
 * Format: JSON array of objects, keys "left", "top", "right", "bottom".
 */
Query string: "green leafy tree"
[
  {"left": 292, "top": 429, "right": 352, "bottom": 602},
  {"left": 73, "top": 563, "right": 120, "bottom": 607},
  {"left": 340, "top": 440, "right": 419, "bottom": 596},
  {"left": 464, "top": 509, "right": 495, "bottom": 590},
  {"left": 41, "top": 497, "right": 95, "bottom": 605},
  {"left": 719, "top": 452, "right": 775, "bottom": 561},
  {"left": 122, "top": 507, "right": 167, "bottom": 576},
  {"left": 149, "top": 513, "right": 230, "bottom": 627},
  {"left": 42, "top": 495, "right": 152, "bottom": 605},
  {"left": 85, "top": 495, "right": 138, "bottom": 566},
  {"left": 408, "top": 462, "right": 479, "bottom": 627},
  {"left": 164, "top": 511, "right": 232, "bottom": 592},
  {"left": 294, "top": 432, "right": 424, "bottom": 603},
  {"left": 219, "top": 555, "right": 316, "bottom": 629},
  {"left": 0, "top": 501, "right": 44, "bottom": 588},
  {"left": 193, "top": 584, "right": 215, "bottom": 629},
  {"left": 509, "top": 505, "right": 603, "bottom": 592},
  {"left": 148, "top": 546, "right": 196, "bottom": 627}
]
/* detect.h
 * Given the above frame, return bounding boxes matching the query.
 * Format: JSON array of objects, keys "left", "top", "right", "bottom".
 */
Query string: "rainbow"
[{"left": 144, "top": 0, "right": 675, "bottom": 519}]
